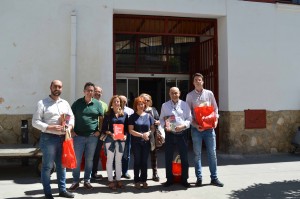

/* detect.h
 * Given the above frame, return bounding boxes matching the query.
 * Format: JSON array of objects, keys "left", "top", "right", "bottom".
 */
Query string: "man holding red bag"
[
  {"left": 186, "top": 73, "right": 224, "bottom": 187},
  {"left": 32, "top": 80, "right": 75, "bottom": 199}
]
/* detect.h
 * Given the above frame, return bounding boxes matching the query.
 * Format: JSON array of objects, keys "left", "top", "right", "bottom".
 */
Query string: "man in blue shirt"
[{"left": 159, "top": 87, "right": 192, "bottom": 188}]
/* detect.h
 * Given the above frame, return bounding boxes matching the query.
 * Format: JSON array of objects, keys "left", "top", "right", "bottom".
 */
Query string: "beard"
[{"left": 51, "top": 90, "right": 61, "bottom": 96}]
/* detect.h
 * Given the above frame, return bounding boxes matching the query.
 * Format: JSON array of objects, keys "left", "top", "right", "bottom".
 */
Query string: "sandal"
[
  {"left": 108, "top": 181, "right": 116, "bottom": 190},
  {"left": 116, "top": 181, "right": 125, "bottom": 189}
]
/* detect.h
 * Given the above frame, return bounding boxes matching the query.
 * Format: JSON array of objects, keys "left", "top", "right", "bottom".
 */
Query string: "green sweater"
[{"left": 71, "top": 97, "right": 103, "bottom": 136}]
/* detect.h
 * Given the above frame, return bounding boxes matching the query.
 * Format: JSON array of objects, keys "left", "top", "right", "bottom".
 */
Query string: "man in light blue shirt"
[
  {"left": 159, "top": 87, "right": 192, "bottom": 188},
  {"left": 186, "top": 73, "right": 224, "bottom": 187},
  {"left": 119, "top": 95, "right": 134, "bottom": 179}
]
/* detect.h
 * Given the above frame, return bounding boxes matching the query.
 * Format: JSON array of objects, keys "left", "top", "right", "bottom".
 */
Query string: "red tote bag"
[
  {"left": 62, "top": 130, "right": 77, "bottom": 169},
  {"left": 172, "top": 155, "right": 182, "bottom": 183},
  {"left": 194, "top": 106, "right": 217, "bottom": 130}
]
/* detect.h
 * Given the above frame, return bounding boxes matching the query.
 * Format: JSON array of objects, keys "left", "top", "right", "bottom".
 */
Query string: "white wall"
[
  {"left": 0, "top": 0, "right": 114, "bottom": 114},
  {"left": 225, "top": 0, "right": 300, "bottom": 111},
  {"left": 1, "top": 0, "right": 299, "bottom": 115}
]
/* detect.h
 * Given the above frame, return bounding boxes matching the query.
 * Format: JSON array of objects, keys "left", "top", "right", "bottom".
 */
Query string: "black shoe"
[
  {"left": 91, "top": 174, "right": 103, "bottom": 180},
  {"left": 59, "top": 191, "right": 75, "bottom": 198},
  {"left": 181, "top": 181, "right": 191, "bottom": 188},
  {"left": 211, "top": 179, "right": 224, "bottom": 187},
  {"left": 163, "top": 180, "right": 173, "bottom": 187},
  {"left": 83, "top": 182, "right": 94, "bottom": 190},
  {"left": 44, "top": 194, "right": 54, "bottom": 199},
  {"left": 195, "top": 179, "right": 202, "bottom": 187},
  {"left": 152, "top": 173, "right": 160, "bottom": 182},
  {"left": 121, "top": 173, "right": 131, "bottom": 179},
  {"left": 68, "top": 182, "right": 79, "bottom": 191}
]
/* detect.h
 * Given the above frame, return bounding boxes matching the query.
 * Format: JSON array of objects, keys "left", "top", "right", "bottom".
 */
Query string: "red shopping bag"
[
  {"left": 100, "top": 145, "right": 107, "bottom": 170},
  {"left": 62, "top": 130, "right": 77, "bottom": 169},
  {"left": 172, "top": 155, "right": 181, "bottom": 183},
  {"left": 194, "top": 106, "right": 216, "bottom": 130}
]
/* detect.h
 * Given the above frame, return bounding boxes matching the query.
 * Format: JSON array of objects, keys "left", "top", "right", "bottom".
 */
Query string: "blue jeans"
[
  {"left": 122, "top": 134, "right": 131, "bottom": 175},
  {"left": 72, "top": 135, "right": 98, "bottom": 183},
  {"left": 92, "top": 139, "right": 103, "bottom": 176},
  {"left": 191, "top": 127, "right": 218, "bottom": 180},
  {"left": 165, "top": 131, "right": 189, "bottom": 182},
  {"left": 131, "top": 141, "right": 150, "bottom": 183},
  {"left": 39, "top": 133, "right": 66, "bottom": 195}
]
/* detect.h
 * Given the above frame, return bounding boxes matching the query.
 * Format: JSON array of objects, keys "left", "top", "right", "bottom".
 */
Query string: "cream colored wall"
[
  {"left": 225, "top": 1, "right": 300, "bottom": 111},
  {"left": 1, "top": 0, "right": 300, "bottom": 115},
  {"left": 0, "top": 0, "right": 114, "bottom": 113}
]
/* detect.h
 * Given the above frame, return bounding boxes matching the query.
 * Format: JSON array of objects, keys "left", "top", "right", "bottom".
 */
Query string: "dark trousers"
[
  {"left": 150, "top": 149, "right": 158, "bottom": 174},
  {"left": 131, "top": 141, "right": 150, "bottom": 183},
  {"left": 165, "top": 131, "right": 189, "bottom": 183},
  {"left": 122, "top": 134, "right": 131, "bottom": 175},
  {"left": 92, "top": 138, "right": 103, "bottom": 176}
]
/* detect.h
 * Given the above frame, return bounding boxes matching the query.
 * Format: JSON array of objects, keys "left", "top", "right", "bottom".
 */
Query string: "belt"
[{"left": 42, "top": 132, "right": 65, "bottom": 137}]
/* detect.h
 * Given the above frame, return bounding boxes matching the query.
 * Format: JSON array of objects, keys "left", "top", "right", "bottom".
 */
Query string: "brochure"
[{"left": 113, "top": 124, "right": 124, "bottom": 140}]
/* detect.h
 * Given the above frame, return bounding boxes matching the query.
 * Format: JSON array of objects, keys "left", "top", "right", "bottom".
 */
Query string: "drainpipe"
[{"left": 70, "top": 10, "right": 77, "bottom": 103}]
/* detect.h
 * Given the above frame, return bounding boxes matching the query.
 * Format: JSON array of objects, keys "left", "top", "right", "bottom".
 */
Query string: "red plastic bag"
[
  {"left": 194, "top": 106, "right": 216, "bottom": 130},
  {"left": 100, "top": 145, "right": 107, "bottom": 170},
  {"left": 62, "top": 131, "right": 77, "bottom": 169},
  {"left": 172, "top": 155, "right": 181, "bottom": 183}
]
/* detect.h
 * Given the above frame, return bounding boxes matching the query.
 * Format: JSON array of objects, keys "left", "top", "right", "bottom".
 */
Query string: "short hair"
[
  {"left": 139, "top": 93, "right": 153, "bottom": 107},
  {"left": 192, "top": 73, "right": 203, "bottom": 80},
  {"left": 132, "top": 96, "right": 146, "bottom": 112},
  {"left": 84, "top": 82, "right": 95, "bottom": 90}
]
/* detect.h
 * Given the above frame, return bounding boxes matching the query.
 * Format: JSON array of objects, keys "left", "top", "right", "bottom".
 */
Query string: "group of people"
[{"left": 32, "top": 73, "right": 223, "bottom": 199}]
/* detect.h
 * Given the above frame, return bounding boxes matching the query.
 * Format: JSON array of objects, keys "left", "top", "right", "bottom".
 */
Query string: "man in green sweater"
[{"left": 68, "top": 82, "right": 103, "bottom": 191}]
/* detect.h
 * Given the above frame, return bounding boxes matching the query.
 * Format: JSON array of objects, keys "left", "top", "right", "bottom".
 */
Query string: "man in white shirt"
[
  {"left": 159, "top": 87, "right": 192, "bottom": 188},
  {"left": 186, "top": 73, "right": 224, "bottom": 187},
  {"left": 32, "top": 80, "right": 75, "bottom": 199},
  {"left": 119, "top": 95, "right": 134, "bottom": 179}
]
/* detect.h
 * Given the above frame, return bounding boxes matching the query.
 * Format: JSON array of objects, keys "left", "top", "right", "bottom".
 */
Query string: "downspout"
[{"left": 70, "top": 10, "right": 77, "bottom": 103}]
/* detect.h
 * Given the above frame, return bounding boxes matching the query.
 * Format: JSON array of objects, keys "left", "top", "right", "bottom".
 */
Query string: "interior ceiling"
[{"left": 114, "top": 15, "right": 215, "bottom": 38}]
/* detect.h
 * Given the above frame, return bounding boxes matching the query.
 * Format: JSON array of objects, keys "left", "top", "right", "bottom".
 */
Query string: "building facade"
[{"left": 1, "top": 0, "right": 300, "bottom": 153}]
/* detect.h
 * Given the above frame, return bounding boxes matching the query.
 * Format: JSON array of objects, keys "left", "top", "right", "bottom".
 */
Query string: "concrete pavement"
[{"left": 0, "top": 149, "right": 300, "bottom": 199}]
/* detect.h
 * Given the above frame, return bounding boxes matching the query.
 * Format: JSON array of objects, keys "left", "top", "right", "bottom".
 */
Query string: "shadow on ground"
[{"left": 227, "top": 180, "right": 300, "bottom": 199}]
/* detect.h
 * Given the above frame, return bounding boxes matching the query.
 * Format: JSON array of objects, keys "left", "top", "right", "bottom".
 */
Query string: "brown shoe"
[
  {"left": 116, "top": 181, "right": 125, "bottom": 189},
  {"left": 83, "top": 182, "right": 93, "bottom": 190},
  {"left": 68, "top": 182, "right": 79, "bottom": 192},
  {"left": 142, "top": 182, "right": 148, "bottom": 189},
  {"left": 108, "top": 181, "right": 116, "bottom": 190},
  {"left": 134, "top": 182, "right": 141, "bottom": 189}
]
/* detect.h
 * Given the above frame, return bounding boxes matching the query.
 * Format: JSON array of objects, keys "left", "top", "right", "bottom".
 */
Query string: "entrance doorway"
[
  {"left": 113, "top": 14, "right": 219, "bottom": 148},
  {"left": 116, "top": 74, "right": 189, "bottom": 111}
]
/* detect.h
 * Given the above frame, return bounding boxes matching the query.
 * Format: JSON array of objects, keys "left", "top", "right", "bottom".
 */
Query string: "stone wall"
[
  {"left": 218, "top": 110, "right": 300, "bottom": 154},
  {"left": 0, "top": 114, "right": 40, "bottom": 145},
  {"left": 1, "top": 111, "right": 300, "bottom": 154}
]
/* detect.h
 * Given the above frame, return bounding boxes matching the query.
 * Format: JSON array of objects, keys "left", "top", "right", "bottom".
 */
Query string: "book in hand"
[
  {"left": 113, "top": 124, "right": 124, "bottom": 140},
  {"left": 60, "top": 114, "right": 71, "bottom": 132},
  {"left": 164, "top": 115, "right": 177, "bottom": 132}
]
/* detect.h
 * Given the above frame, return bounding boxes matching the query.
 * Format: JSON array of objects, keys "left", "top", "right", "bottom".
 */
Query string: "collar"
[
  {"left": 194, "top": 88, "right": 204, "bottom": 94},
  {"left": 80, "top": 97, "right": 94, "bottom": 105},
  {"left": 47, "top": 95, "right": 62, "bottom": 103}
]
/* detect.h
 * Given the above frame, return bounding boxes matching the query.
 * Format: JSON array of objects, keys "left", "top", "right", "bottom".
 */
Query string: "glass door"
[
  {"left": 165, "top": 77, "right": 189, "bottom": 101},
  {"left": 116, "top": 78, "right": 138, "bottom": 108},
  {"left": 116, "top": 74, "right": 189, "bottom": 109}
]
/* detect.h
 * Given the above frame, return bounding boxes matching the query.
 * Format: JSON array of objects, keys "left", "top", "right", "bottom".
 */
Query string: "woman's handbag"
[
  {"left": 155, "top": 126, "right": 165, "bottom": 148},
  {"left": 62, "top": 129, "right": 77, "bottom": 169}
]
